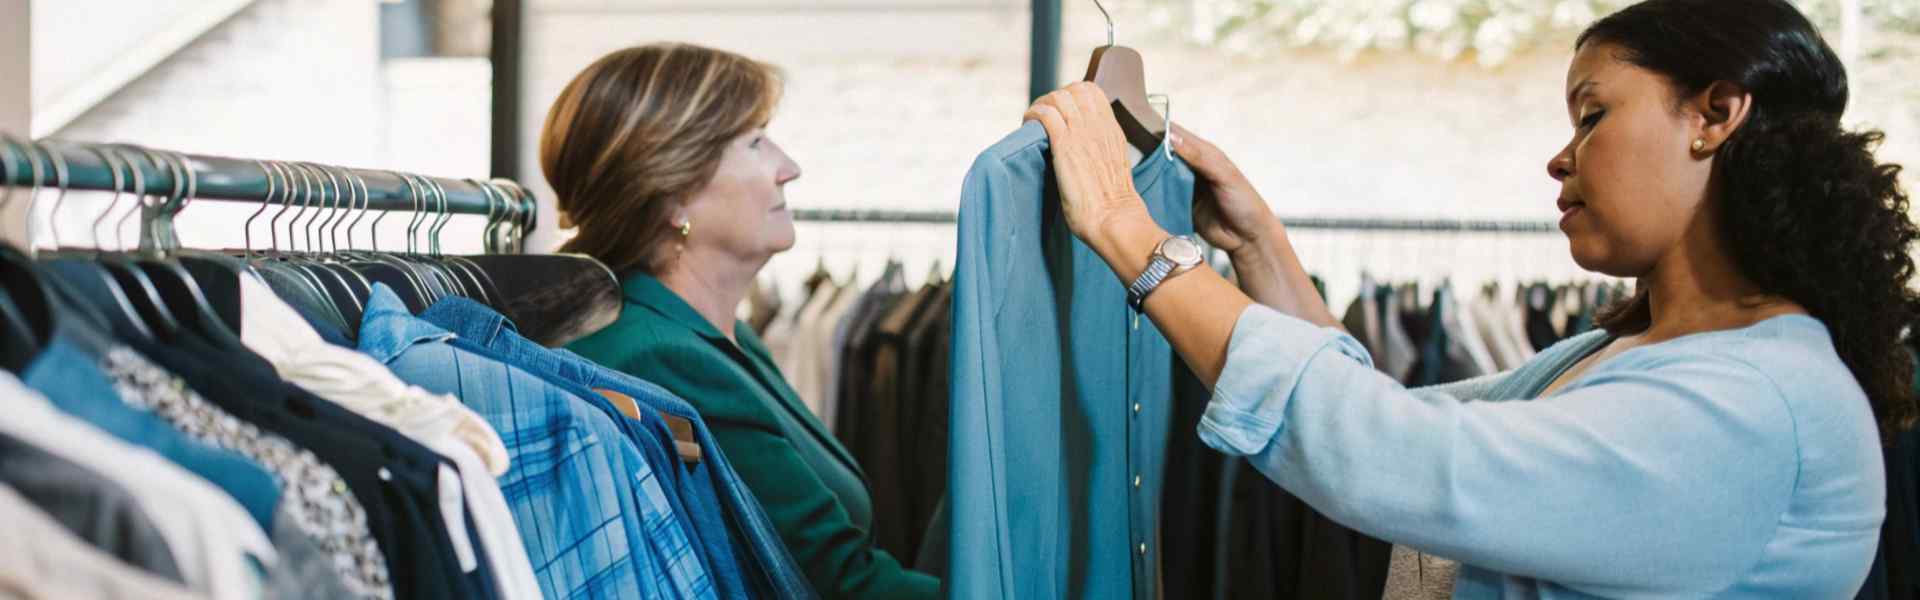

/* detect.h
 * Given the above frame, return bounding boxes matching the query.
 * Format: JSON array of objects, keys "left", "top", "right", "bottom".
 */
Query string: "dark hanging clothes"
[
  {"left": 1159, "top": 361, "right": 1225, "bottom": 600},
  {"left": 851, "top": 281, "right": 941, "bottom": 563},
  {"left": 1210, "top": 457, "right": 1390, "bottom": 600},
  {"left": 127, "top": 330, "right": 497, "bottom": 600},
  {"left": 1860, "top": 349, "right": 1920, "bottom": 600},
  {"left": 898, "top": 282, "right": 953, "bottom": 567},
  {"left": 1525, "top": 284, "right": 1562, "bottom": 352}
]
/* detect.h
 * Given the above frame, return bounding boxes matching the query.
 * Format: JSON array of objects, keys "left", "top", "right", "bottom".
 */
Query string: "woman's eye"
[{"left": 1579, "top": 110, "right": 1605, "bottom": 130}]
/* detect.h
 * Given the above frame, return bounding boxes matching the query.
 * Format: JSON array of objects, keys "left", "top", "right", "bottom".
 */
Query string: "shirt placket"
[{"left": 1128, "top": 307, "right": 1151, "bottom": 599}]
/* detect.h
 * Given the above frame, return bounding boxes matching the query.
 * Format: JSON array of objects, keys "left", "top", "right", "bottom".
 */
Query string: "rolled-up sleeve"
[
  {"left": 1193, "top": 303, "right": 1806, "bottom": 597},
  {"left": 1199, "top": 304, "right": 1376, "bottom": 455}
]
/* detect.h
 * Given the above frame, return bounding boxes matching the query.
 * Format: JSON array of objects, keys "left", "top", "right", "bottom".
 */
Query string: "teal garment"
[
  {"left": 948, "top": 122, "right": 1196, "bottom": 600},
  {"left": 1203, "top": 306, "right": 1885, "bottom": 598}
]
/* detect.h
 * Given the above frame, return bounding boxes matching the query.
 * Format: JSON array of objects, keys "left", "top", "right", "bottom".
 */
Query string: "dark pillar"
[
  {"left": 1029, "top": 0, "right": 1062, "bottom": 102},
  {"left": 490, "top": 0, "right": 523, "bottom": 180}
]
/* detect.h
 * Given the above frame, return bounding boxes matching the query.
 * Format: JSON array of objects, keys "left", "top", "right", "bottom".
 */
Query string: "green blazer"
[{"left": 566, "top": 273, "right": 939, "bottom": 600}]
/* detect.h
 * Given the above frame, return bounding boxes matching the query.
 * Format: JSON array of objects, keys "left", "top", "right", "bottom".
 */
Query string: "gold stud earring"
[
  {"left": 679, "top": 220, "right": 692, "bottom": 238},
  {"left": 1691, "top": 138, "right": 1706, "bottom": 152}
]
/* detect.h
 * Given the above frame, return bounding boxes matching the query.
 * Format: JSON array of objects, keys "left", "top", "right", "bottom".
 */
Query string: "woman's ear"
[{"left": 1690, "top": 81, "right": 1754, "bottom": 154}]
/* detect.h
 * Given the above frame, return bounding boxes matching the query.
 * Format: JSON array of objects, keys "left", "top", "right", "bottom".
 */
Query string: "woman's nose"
[{"left": 1547, "top": 147, "right": 1574, "bottom": 182}]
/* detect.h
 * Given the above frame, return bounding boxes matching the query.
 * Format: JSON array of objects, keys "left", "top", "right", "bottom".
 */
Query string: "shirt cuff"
[{"left": 1198, "top": 303, "right": 1375, "bottom": 456}]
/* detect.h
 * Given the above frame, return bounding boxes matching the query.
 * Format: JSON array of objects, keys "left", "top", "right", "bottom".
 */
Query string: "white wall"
[
  {"left": 22, "top": 0, "right": 494, "bottom": 255},
  {"left": 2, "top": 0, "right": 29, "bottom": 245},
  {"left": 1, "top": 0, "right": 25, "bottom": 136},
  {"left": 518, "top": 1, "right": 1920, "bottom": 307}
]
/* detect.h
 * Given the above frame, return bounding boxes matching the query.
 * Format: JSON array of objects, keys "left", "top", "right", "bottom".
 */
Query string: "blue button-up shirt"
[
  {"left": 419, "top": 295, "right": 814, "bottom": 600},
  {"left": 358, "top": 284, "right": 714, "bottom": 600},
  {"left": 1204, "top": 305, "right": 1884, "bottom": 598},
  {"left": 947, "top": 122, "right": 1196, "bottom": 599}
]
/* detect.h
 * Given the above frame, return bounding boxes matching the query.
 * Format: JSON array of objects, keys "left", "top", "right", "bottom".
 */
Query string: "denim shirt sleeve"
[{"left": 1198, "top": 303, "right": 1801, "bottom": 596}]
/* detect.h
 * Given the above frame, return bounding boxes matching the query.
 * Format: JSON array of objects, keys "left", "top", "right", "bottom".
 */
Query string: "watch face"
[{"left": 1162, "top": 236, "right": 1204, "bottom": 266}]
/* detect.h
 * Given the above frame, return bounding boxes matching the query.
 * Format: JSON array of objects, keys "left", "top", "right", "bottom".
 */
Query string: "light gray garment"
[
  {"left": 1375, "top": 289, "right": 1418, "bottom": 382},
  {"left": 0, "top": 432, "right": 183, "bottom": 582},
  {"left": 266, "top": 505, "right": 355, "bottom": 600},
  {"left": 1342, "top": 287, "right": 1384, "bottom": 360},
  {"left": 0, "top": 484, "right": 205, "bottom": 600}
]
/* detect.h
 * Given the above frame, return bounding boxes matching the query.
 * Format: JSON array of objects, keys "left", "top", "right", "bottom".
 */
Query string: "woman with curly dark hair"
[{"left": 1025, "top": 0, "right": 1916, "bottom": 596}]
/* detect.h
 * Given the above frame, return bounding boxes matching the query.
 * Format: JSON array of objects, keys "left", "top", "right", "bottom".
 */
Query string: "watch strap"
[{"left": 1128, "top": 255, "right": 1176, "bottom": 311}]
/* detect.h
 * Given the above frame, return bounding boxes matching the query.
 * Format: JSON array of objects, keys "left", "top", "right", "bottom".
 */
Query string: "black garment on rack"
[
  {"left": 899, "top": 282, "right": 953, "bottom": 565},
  {"left": 1859, "top": 348, "right": 1920, "bottom": 600},
  {"left": 122, "top": 328, "right": 499, "bottom": 600},
  {"left": 1160, "top": 361, "right": 1224, "bottom": 600},
  {"left": 1211, "top": 457, "right": 1391, "bottom": 600},
  {"left": 832, "top": 279, "right": 904, "bottom": 444},
  {"left": 854, "top": 282, "right": 942, "bottom": 563},
  {"left": 1525, "top": 284, "right": 1562, "bottom": 352}
]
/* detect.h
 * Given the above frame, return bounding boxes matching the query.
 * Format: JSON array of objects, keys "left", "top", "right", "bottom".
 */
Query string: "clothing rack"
[
  {"left": 0, "top": 138, "right": 531, "bottom": 221},
  {"left": 791, "top": 208, "right": 1559, "bottom": 233}
]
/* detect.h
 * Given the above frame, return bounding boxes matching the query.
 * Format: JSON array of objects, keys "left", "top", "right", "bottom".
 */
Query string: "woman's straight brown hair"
[{"left": 540, "top": 43, "right": 782, "bottom": 275}]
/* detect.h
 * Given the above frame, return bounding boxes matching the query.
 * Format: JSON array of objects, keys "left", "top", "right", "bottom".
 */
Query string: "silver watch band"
[{"left": 1128, "top": 257, "right": 1176, "bottom": 310}]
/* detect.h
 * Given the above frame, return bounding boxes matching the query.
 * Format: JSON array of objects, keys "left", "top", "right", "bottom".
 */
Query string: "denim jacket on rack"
[
  {"left": 421, "top": 295, "right": 814, "bottom": 600},
  {"left": 359, "top": 284, "right": 714, "bottom": 600}
]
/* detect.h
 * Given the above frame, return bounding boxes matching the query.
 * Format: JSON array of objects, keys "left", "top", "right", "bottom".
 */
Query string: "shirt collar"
[
  {"left": 1008, "top": 120, "right": 1177, "bottom": 196},
  {"left": 620, "top": 271, "right": 735, "bottom": 342},
  {"left": 358, "top": 283, "right": 457, "bottom": 364},
  {"left": 419, "top": 294, "right": 516, "bottom": 348}
]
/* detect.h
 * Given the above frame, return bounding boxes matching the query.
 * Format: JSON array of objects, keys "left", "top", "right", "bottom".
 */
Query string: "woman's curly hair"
[{"left": 1583, "top": 0, "right": 1920, "bottom": 441}]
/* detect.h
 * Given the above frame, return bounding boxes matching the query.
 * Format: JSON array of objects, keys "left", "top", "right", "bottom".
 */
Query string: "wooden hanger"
[
  {"left": 1083, "top": 0, "right": 1166, "bottom": 157},
  {"left": 596, "top": 388, "right": 702, "bottom": 464}
]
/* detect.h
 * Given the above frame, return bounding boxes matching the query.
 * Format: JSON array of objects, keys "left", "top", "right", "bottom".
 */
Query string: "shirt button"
[
  {"left": 1133, "top": 475, "right": 1142, "bottom": 488},
  {"left": 1132, "top": 403, "right": 1141, "bottom": 414},
  {"left": 1137, "top": 543, "right": 1148, "bottom": 556}
]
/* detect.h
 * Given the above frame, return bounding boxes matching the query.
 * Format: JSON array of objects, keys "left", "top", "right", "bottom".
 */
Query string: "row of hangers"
[{"left": 0, "top": 136, "right": 614, "bottom": 372}]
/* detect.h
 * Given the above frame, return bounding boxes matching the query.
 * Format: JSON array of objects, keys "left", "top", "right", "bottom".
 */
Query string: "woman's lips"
[{"left": 1558, "top": 203, "right": 1584, "bottom": 228}]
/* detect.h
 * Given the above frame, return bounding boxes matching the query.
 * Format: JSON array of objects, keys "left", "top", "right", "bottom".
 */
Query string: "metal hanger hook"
[
  {"left": 39, "top": 142, "right": 72, "bottom": 252},
  {"left": 345, "top": 168, "right": 372, "bottom": 253},
  {"left": 245, "top": 161, "right": 276, "bottom": 258},
  {"left": 1094, "top": 0, "right": 1115, "bottom": 46},
  {"left": 427, "top": 177, "right": 451, "bottom": 257},
  {"left": 1148, "top": 93, "right": 1173, "bottom": 161},
  {"left": 109, "top": 146, "right": 147, "bottom": 253},
  {"left": 90, "top": 147, "right": 129, "bottom": 253}
]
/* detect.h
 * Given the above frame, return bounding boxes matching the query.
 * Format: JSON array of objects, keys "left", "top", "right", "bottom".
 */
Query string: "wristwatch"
[{"left": 1127, "top": 235, "right": 1206, "bottom": 311}]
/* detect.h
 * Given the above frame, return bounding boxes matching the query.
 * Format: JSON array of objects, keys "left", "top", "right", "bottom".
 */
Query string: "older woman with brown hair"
[{"left": 547, "top": 43, "right": 940, "bottom": 599}]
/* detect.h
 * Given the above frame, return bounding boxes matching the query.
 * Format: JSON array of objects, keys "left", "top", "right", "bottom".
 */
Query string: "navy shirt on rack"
[{"left": 126, "top": 323, "right": 497, "bottom": 600}]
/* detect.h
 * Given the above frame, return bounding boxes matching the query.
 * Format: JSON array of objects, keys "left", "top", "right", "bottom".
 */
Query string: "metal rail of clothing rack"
[
  {"left": 0, "top": 140, "right": 1555, "bottom": 237},
  {"left": 790, "top": 208, "right": 1560, "bottom": 233},
  {"left": 0, "top": 139, "right": 529, "bottom": 218}
]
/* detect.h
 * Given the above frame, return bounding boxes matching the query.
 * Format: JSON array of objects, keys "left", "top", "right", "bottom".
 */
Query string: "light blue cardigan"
[{"left": 1199, "top": 305, "right": 1885, "bottom": 598}]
